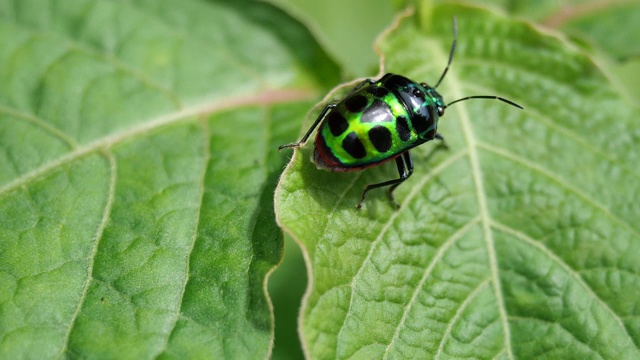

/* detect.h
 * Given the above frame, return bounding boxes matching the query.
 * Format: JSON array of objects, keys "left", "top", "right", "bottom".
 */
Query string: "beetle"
[{"left": 279, "top": 18, "right": 522, "bottom": 209}]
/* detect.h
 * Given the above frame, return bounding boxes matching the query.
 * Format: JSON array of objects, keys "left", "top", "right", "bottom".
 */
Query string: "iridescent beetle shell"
[{"left": 313, "top": 73, "right": 445, "bottom": 171}]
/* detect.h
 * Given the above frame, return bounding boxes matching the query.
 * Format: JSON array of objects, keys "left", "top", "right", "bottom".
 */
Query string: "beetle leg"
[
  {"left": 279, "top": 79, "right": 375, "bottom": 151},
  {"left": 388, "top": 151, "right": 413, "bottom": 206},
  {"left": 435, "top": 133, "right": 449, "bottom": 149},
  {"left": 278, "top": 103, "right": 337, "bottom": 150},
  {"left": 357, "top": 151, "right": 413, "bottom": 209}
]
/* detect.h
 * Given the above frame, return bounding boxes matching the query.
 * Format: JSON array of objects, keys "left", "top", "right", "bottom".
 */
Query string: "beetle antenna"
[
  {"left": 434, "top": 17, "right": 457, "bottom": 89},
  {"left": 445, "top": 95, "right": 523, "bottom": 109}
]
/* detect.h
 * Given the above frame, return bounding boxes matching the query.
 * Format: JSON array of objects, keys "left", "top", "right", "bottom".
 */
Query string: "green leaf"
[
  {"left": 437, "top": 0, "right": 640, "bottom": 57},
  {"left": 276, "top": 4, "right": 640, "bottom": 359},
  {"left": 448, "top": 0, "right": 640, "bottom": 105},
  {"left": 0, "top": 0, "right": 337, "bottom": 358}
]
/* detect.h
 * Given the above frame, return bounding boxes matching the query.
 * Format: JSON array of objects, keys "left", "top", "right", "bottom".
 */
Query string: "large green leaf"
[
  {"left": 276, "top": 3, "right": 640, "bottom": 359},
  {"left": 0, "top": 0, "right": 338, "bottom": 358}
]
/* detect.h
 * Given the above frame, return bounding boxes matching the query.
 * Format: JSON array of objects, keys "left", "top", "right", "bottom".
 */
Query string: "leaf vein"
[
  {"left": 508, "top": 316, "right": 607, "bottom": 360},
  {"left": 55, "top": 150, "right": 117, "bottom": 359},
  {"left": 478, "top": 141, "right": 640, "bottom": 238},
  {"left": 334, "top": 149, "right": 467, "bottom": 356},
  {"left": 0, "top": 105, "right": 78, "bottom": 148},
  {"left": 383, "top": 216, "right": 482, "bottom": 359},
  {"left": 0, "top": 89, "right": 314, "bottom": 197},
  {"left": 492, "top": 220, "right": 639, "bottom": 355},
  {"left": 464, "top": 81, "right": 640, "bottom": 181},
  {"left": 435, "top": 277, "right": 492, "bottom": 359}
]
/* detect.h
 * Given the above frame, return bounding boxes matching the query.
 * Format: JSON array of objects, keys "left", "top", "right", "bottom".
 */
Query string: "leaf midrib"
[
  {"left": 448, "top": 37, "right": 639, "bottom": 359},
  {"left": 0, "top": 88, "right": 315, "bottom": 197},
  {"left": 451, "top": 67, "right": 514, "bottom": 358},
  {"left": 330, "top": 31, "right": 517, "bottom": 357}
]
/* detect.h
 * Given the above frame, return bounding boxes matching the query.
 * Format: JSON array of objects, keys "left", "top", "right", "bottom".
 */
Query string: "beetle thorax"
[{"left": 384, "top": 76, "right": 442, "bottom": 141}]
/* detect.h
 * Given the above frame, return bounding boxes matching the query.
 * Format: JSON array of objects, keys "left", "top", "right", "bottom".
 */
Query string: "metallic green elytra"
[
  {"left": 279, "top": 18, "right": 523, "bottom": 209},
  {"left": 314, "top": 75, "right": 445, "bottom": 170}
]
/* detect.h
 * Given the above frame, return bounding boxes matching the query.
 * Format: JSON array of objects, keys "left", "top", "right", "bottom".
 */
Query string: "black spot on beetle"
[
  {"left": 342, "top": 132, "right": 367, "bottom": 159},
  {"left": 396, "top": 116, "right": 411, "bottom": 142},
  {"left": 328, "top": 112, "right": 349, "bottom": 137},
  {"left": 368, "top": 126, "right": 392, "bottom": 153},
  {"left": 410, "top": 109, "right": 430, "bottom": 134},
  {"left": 344, "top": 94, "right": 368, "bottom": 113}
]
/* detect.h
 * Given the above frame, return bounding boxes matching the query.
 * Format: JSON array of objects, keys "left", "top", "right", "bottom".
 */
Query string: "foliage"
[{"left": 0, "top": 0, "right": 638, "bottom": 359}]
